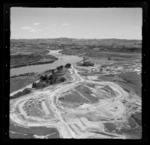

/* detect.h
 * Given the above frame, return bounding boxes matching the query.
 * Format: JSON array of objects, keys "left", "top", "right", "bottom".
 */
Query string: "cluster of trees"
[
  {"left": 56, "top": 65, "right": 64, "bottom": 71},
  {"left": 78, "top": 57, "right": 94, "bottom": 67},
  {"left": 65, "top": 63, "right": 71, "bottom": 68},
  {"left": 32, "top": 73, "right": 58, "bottom": 88},
  {"left": 11, "top": 88, "right": 31, "bottom": 99},
  {"left": 32, "top": 63, "right": 71, "bottom": 88},
  {"left": 11, "top": 72, "right": 35, "bottom": 78},
  {"left": 82, "top": 61, "right": 94, "bottom": 66}
]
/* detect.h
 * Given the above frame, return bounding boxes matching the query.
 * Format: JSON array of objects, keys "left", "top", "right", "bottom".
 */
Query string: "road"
[{"left": 10, "top": 64, "right": 141, "bottom": 139}]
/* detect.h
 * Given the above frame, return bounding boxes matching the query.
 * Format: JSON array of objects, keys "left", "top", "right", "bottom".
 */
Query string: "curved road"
[{"left": 10, "top": 65, "right": 141, "bottom": 139}]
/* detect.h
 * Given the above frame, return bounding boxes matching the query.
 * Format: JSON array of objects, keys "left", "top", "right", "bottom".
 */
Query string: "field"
[
  {"left": 11, "top": 39, "right": 58, "bottom": 68},
  {"left": 58, "top": 90, "right": 89, "bottom": 104},
  {"left": 99, "top": 72, "right": 141, "bottom": 97},
  {"left": 74, "top": 85, "right": 99, "bottom": 103},
  {"left": 11, "top": 38, "right": 141, "bottom": 65},
  {"left": 10, "top": 75, "right": 39, "bottom": 93},
  {"left": 9, "top": 123, "right": 60, "bottom": 139},
  {"left": 11, "top": 53, "right": 58, "bottom": 68}
]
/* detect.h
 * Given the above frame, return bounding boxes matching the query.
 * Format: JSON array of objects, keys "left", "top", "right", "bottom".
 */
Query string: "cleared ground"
[
  {"left": 58, "top": 90, "right": 89, "bottom": 104},
  {"left": 74, "top": 85, "right": 99, "bottom": 103},
  {"left": 99, "top": 72, "right": 141, "bottom": 97},
  {"left": 9, "top": 123, "right": 60, "bottom": 139}
]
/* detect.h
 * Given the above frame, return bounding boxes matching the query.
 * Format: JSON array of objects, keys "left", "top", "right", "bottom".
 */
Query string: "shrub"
[
  {"left": 65, "top": 63, "right": 71, "bottom": 68},
  {"left": 59, "top": 77, "right": 66, "bottom": 82},
  {"left": 22, "top": 88, "right": 31, "bottom": 94},
  {"left": 12, "top": 88, "right": 31, "bottom": 98}
]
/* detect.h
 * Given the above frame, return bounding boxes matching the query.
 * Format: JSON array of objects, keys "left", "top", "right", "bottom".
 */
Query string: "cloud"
[
  {"left": 33, "top": 22, "right": 40, "bottom": 26},
  {"left": 28, "top": 28, "right": 42, "bottom": 32},
  {"left": 21, "top": 26, "right": 33, "bottom": 30},
  {"left": 21, "top": 26, "right": 41, "bottom": 32},
  {"left": 62, "top": 23, "right": 70, "bottom": 26}
]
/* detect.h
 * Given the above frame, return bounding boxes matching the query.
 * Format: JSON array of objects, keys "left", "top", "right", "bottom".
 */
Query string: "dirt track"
[{"left": 10, "top": 65, "right": 141, "bottom": 139}]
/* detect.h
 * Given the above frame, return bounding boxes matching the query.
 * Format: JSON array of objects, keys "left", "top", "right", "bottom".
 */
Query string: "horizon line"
[{"left": 10, "top": 37, "right": 142, "bottom": 41}]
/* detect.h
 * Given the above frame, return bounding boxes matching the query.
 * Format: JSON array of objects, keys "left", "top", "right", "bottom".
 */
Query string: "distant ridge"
[
  {"left": 11, "top": 37, "right": 141, "bottom": 47},
  {"left": 10, "top": 37, "right": 141, "bottom": 54},
  {"left": 11, "top": 37, "right": 142, "bottom": 41}
]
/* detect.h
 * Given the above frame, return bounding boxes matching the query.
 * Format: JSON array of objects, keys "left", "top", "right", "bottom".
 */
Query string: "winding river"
[{"left": 10, "top": 50, "right": 83, "bottom": 76}]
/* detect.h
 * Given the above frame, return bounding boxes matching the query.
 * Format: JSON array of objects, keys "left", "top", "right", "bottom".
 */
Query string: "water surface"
[{"left": 11, "top": 50, "right": 82, "bottom": 76}]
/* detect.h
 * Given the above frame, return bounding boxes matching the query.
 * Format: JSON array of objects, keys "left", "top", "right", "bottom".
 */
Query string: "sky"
[{"left": 11, "top": 8, "right": 142, "bottom": 40}]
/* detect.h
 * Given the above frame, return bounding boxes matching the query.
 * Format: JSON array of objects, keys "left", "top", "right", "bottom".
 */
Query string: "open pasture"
[
  {"left": 74, "top": 85, "right": 99, "bottom": 103},
  {"left": 58, "top": 90, "right": 90, "bottom": 104},
  {"left": 9, "top": 123, "right": 60, "bottom": 138}
]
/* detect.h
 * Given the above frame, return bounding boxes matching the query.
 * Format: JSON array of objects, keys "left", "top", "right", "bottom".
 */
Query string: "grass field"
[
  {"left": 118, "top": 126, "right": 142, "bottom": 139},
  {"left": 9, "top": 123, "right": 60, "bottom": 138},
  {"left": 75, "top": 85, "right": 99, "bottom": 103},
  {"left": 118, "top": 72, "right": 141, "bottom": 97},
  {"left": 11, "top": 38, "right": 141, "bottom": 68},
  {"left": 10, "top": 39, "right": 59, "bottom": 68},
  {"left": 104, "top": 122, "right": 117, "bottom": 132},
  {"left": 99, "top": 72, "right": 141, "bottom": 97},
  {"left": 58, "top": 91, "right": 89, "bottom": 104},
  {"left": 10, "top": 75, "right": 39, "bottom": 93},
  {"left": 11, "top": 53, "right": 58, "bottom": 68},
  {"left": 131, "top": 112, "right": 141, "bottom": 126}
]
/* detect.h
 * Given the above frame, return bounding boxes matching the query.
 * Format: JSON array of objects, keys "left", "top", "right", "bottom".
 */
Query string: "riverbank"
[
  {"left": 11, "top": 59, "right": 58, "bottom": 69},
  {"left": 10, "top": 74, "right": 39, "bottom": 93},
  {"left": 10, "top": 49, "right": 82, "bottom": 93},
  {"left": 11, "top": 53, "right": 58, "bottom": 69},
  {"left": 10, "top": 64, "right": 70, "bottom": 94},
  {"left": 10, "top": 50, "right": 82, "bottom": 76},
  {"left": 10, "top": 72, "right": 37, "bottom": 78}
]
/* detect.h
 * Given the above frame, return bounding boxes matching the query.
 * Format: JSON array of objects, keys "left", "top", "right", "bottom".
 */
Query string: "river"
[{"left": 10, "top": 50, "right": 83, "bottom": 76}]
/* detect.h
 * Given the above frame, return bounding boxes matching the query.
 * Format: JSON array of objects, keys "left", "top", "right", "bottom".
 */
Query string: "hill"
[
  {"left": 11, "top": 38, "right": 142, "bottom": 53},
  {"left": 118, "top": 72, "right": 142, "bottom": 97}
]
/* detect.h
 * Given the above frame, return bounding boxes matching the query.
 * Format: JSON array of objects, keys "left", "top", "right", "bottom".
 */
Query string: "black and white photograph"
[{"left": 7, "top": 6, "right": 144, "bottom": 139}]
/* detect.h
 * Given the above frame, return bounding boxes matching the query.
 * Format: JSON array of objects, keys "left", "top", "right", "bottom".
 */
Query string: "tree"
[
  {"left": 52, "top": 74, "right": 57, "bottom": 82},
  {"left": 56, "top": 65, "right": 63, "bottom": 72},
  {"left": 59, "top": 65, "right": 63, "bottom": 70},
  {"left": 40, "top": 75, "right": 44, "bottom": 80},
  {"left": 56, "top": 66, "right": 60, "bottom": 71},
  {"left": 48, "top": 75, "right": 53, "bottom": 80},
  {"left": 51, "top": 69, "right": 55, "bottom": 75},
  {"left": 83, "top": 61, "right": 85, "bottom": 66},
  {"left": 65, "top": 63, "right": 71, "bottom": 68},
  {"left": 82, "top": 60, "right": 94, "bottom": 66},
  {"left": 13, "top": 91, "right": 22, "bottom": 98},
  {"left": 32, "top": 82, "right": 37, "bottom": 88},
  {"left": 49, "top": 80, "right": 53, "bottom": 85},
  {"left": 59, "top": 77, "right": 66, "bottom": 82},
  {"left": 40, "top": 74, "right": 48, "bottom": 81},
  {"left": 22, "top": 88, "right": 31, "bottom": 94}
]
